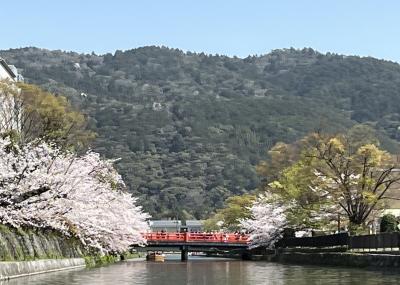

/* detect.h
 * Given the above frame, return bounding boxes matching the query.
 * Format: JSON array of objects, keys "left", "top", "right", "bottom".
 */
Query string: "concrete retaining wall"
[
  {"left": 0, "top": 225, "right": 88, "bottom": 279},
  {"left": 0, "top": 225, "right": 84, "bottom": 261},
  {"left": 0, "top": 258, "right": 85, "bottom": 280}
]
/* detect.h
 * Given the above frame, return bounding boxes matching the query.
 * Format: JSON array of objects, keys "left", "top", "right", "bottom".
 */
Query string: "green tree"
[
  {"left": 268, "top": 159, "right": 330, "bottom": 229},
  {"left": 256, "top": 141, "right": 301, "bottom": 182},
  {"left": 380, "top": 214, "right": 398, "bottom": 233},
  {"left": 306, "top": 133, "right": 399, "bottom": 227},
  {"left": 204, "top": 194, "right": 256, "bottom": 231},
  {"left": 17, "top": 83, "right": 95, "bottom": 150},
  {"left": 262, "top": 126, "right": 400, "bottom": 230}
]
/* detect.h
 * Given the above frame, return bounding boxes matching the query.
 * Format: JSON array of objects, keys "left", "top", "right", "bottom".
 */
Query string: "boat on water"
[{"left": 146, "top": 252, "right": 165, "bottom": 262}]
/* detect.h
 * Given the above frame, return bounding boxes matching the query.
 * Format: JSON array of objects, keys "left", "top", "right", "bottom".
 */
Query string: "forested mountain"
[{"left": 2, "top": 46, "right": 400, "bottom": 219}]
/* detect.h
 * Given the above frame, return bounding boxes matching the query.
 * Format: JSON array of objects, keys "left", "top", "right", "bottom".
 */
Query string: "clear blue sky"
[{"left": 2, "top": 0, "right": 399, "bottom": 61}]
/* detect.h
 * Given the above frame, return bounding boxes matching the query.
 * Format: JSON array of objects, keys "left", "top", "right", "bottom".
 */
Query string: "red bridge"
[
  {"left": 144, "top": 232, "right": 249, "bottom": 244},
  {"left": 138, "top": 232, "right": 250, "bottom": 261}
]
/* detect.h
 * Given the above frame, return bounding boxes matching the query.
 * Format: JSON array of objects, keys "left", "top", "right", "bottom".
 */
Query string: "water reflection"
[{"left": 2, "top": 256, "right": 400, "bottom": 285}]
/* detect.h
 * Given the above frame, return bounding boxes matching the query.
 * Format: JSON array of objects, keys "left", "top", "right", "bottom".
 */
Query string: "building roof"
[
  {"left": 150, "top": 220, "right": 181, "bottom": 227},
  {"left": 186, "top": 220, "right": 204, "bottom": 227},
  {"left": 0, "top": 58, "right": 16, "bottom": 79}
]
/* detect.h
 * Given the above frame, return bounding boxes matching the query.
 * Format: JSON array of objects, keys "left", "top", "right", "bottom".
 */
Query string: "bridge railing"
[
  {"left": 144, "top": 232, "right": 185, "bottom": 242},
  {"left": 143, "top": 232, "right": 249, "bottom": 244}
]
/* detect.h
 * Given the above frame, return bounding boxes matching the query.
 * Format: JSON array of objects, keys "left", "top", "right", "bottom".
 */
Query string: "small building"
[
  {"left": 0, "top": 58, "right": 24, "bottom": 82},
  {"left": 381, "top": 187, "right": 400, "bottom": 217},
  {"left": 148, "top": 220, "right": 205, "bottom": 233},
  {"left": 0, "top": 58, "right": 16, "bottom": 81},
  {"left": 152, "top": 102, "right": 162, "bottom": 111},
  {"left": 0, "top": 58, "right": 24, "bottom": 133},
  {"left": 8, "top": 65, "right": 24, "bottom": 82},
  {"left": 149, "top": 220, "right": 181, "bottom": 233},
  {"left": 186, "top": 220, "right": 204, "bottom": 232}
]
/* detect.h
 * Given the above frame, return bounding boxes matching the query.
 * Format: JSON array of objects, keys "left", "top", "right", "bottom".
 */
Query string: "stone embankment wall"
[
  {"left": 0, "top": 225, "right": 84, "bottom": 261},
  {"left": 0, "top": 225, "right": 87, "bottom": 279}
]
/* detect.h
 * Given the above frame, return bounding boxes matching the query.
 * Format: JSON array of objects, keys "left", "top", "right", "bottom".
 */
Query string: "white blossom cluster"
[
  {"left": 240, "top": 195, "right": 287, "bottom": 248},
  {"left": 0, "top": 137, "right": 149, "bottom": 254}
]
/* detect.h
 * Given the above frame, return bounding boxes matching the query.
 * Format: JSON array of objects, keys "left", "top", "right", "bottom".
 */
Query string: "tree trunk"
[{"left": 348, "top": 215, "right": 368, "bottom": 235}]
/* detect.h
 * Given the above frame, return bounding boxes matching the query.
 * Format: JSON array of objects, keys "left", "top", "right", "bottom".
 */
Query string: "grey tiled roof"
[
  {"left": 186, "top": 220, "right": 204, "bottom": 226},
  {"left": 150, "top": 220, "right": 181, "bottom": 227}
]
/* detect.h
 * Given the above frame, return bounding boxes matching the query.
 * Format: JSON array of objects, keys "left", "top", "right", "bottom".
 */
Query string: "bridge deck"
[
  {"left": 143, "top": 232, "right": 249, "bottom": 248},
  {"left": 139, "top": 232, "right": 250, "bottom": 260}
]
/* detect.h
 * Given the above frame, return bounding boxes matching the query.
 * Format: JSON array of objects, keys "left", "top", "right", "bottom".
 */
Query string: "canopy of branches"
[{"left": 258, "top": 125, "right": 400, "bottom": 230}]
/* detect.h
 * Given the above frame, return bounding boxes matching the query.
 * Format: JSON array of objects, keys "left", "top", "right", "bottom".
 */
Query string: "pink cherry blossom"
[
  {"left": 0, "top": 138, "right": 149, "bottom": 254},
  {"left": 240, "top": 195, "right": 287, "bottom": 248}
]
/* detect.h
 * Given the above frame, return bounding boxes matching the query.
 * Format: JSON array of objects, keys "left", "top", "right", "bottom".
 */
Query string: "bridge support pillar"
[
  {"left": 181, "top": 247, "right": 188, "bottom": 261},
  {"left": 241, "top": 250, "right": 252, "bottom": 260}
]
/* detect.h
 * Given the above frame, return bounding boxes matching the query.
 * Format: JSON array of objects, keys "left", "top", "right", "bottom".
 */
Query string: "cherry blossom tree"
[
  {"left": 259, "top": 128, "right": 400, "bottom": 232},
  {"left": 0, "top": 137, "right": 149, "bottom": 254},
  {"left": 240, "top": 195, "right": 287, "bottom": 248}
]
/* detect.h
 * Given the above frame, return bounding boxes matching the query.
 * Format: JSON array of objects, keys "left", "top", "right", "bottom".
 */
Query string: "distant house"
[
  {"left": 149, "top": 220, "right": 181, "bottom": 232},
  {"left": 186, "top": 220, "right": 204, "bottom": 232},
  {"left": 8, "top": 65, "right": 24, "bottom": 82},
  {"left": 0, "top": 58, "right": 16, "bottom": 81},
  {"left": 0, "top": 57, "right": 24, "bottom": 132},
  {"left": 0, "top": 57, "right": 24, "bottom": 82},
  {"left": 381, "top": 185, "right": 400, "bottom": 217},
  {"left": 382, "top": 200, "right": 400, "bottom": 217},
  {"left": 366, "top": 187, "right": 400, "bottom": 233},
  {"left": 149, "top": 220, "right": 205, "bottom": 233},
  {"left": 152, "top": 102, "right": 162, "bottom": 111}
]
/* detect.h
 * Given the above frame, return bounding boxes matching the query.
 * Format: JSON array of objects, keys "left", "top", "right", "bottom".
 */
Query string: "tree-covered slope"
[{"left": 2, "top": 46, "right": 400, "bottom": 219}]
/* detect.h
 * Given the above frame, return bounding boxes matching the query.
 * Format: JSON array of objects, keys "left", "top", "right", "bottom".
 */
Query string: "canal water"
[{"left": 2, "top": 256, "right": 400, "bottom": 285}]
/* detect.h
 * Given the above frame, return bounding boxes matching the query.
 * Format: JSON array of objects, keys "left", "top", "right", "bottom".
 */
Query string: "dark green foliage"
[
  {"left": 283, "top": 228, "right": 296, "bottom": 238},
  {"left": 380, "top": 214, "right": 399, "bottom": 233},
  {"left": 2, "top": 46, "right": 400, "bottom": 218}
]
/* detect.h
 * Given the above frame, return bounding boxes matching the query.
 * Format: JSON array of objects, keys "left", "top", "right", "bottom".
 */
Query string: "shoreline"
[
  {"left": 249, "top": 251, "right": 400, "bottom": 269},
  {"left": 0, "top": 258, "right": 85, "bottom": 281},
  {"left": 0, "top": 253, "right": 142, "bottom": 280}
]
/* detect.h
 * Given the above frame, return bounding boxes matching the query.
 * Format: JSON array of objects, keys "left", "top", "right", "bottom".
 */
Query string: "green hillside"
[{"left": 2, "top": 46, "right": 400, "bottom": 219}]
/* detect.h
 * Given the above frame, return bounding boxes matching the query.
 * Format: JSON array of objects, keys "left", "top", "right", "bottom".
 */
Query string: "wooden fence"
[
  {"left": 278, "top": 232, "right": 400, "bottom": 250},
  {"left": 278, "top": 233, "right": 349, "bottom": 248},
  {"left": 349, "top": 233, "right": 400, "bottom": 250}
]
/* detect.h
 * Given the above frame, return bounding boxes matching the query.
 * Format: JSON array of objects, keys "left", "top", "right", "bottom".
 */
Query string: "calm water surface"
[{"left": 2, "top": 256, "right": 400, "bottom": 285}]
